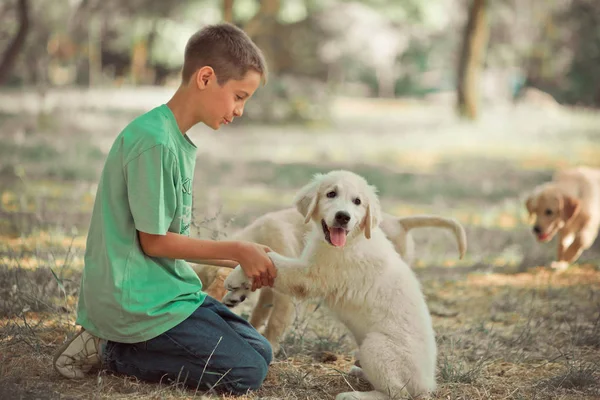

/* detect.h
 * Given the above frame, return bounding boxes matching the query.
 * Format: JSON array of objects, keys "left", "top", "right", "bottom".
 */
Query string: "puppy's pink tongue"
[{"left": 329, "top": 227, "right": 347, "bottom": 247}]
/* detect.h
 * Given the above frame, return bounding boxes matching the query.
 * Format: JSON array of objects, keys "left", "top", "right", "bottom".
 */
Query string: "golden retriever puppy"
[
  {"left": 526, "top": 166, "right": 600, "bottom": 269},
  {"left": 223, "top": 170, "right": 439, "bottom": 399},
  {"left": 194, "top": 207, "right": 465, "bottom": 354}
]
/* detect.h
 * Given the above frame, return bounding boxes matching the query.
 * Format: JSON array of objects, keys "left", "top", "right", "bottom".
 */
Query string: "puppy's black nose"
[
  {"left": 335, "top": 211, "right": 351, "bottom": 224},
  {"left": 533, "top": 226, "right": 541, "bottom": 234}
]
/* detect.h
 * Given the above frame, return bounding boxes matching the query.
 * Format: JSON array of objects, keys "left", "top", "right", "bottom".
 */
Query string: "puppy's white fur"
[
  {"left": 224, "top": 170, "right": 437, "bottom": 399},
  {"left": 197, "top": 206, "right": 465, "bottom": 356}
]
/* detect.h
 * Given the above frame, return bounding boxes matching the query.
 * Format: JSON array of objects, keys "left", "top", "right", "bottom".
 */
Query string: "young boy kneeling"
[{"left": 53, "top": 23, "right": 277, "bottom": 395}]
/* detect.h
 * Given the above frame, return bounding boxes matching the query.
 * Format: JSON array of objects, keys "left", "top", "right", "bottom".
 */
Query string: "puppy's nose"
[
  {"left": 335, "top": 211, "right": 351, "bottom": 224},
  {"left": 533, "top": 226, "right": 541, "bottom": 234}
]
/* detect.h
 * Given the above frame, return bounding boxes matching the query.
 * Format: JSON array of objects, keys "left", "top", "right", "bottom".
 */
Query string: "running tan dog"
[
  {"left": 194, "top": 193, "right": 466, "bottom": 355},
  {"left": 222, "top": 170, "right": 441, "bottom": 399},
  {"left": 525, "top": 166, "right": 600, "bottom": 269}
]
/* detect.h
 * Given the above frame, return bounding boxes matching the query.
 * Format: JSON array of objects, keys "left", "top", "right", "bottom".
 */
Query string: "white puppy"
[{"left": 223, "top": 170, "right": 437, "bottom": 399}]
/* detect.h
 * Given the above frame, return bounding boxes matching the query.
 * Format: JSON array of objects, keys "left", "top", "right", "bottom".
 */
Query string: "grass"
[
  {"left": 536, "top": 361, "right": 599, "bottom": 391},
  {"left": 1, "top": 94, "right": 600, "bottom": 399},
  {"left": 208, "top": 158, "right": 552, "bottom": 206},
  {"left": 2, "top": 260, "right": 599, "bottom": 399}
]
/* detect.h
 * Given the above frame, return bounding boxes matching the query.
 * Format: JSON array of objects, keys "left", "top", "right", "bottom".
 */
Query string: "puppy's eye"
[
  {"left": 353, "top": 198, "right": 361, "bottom": 206},
  {"left": 326, "top": 191, "right": 337, "bottom": 198},
  {"left": 545, "top": 209, "right": 553, "bottom": 216}
]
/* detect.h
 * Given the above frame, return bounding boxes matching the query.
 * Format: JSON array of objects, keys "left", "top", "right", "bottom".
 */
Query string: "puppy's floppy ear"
[
  {"left": 361, "top": 205, "right": 373, "bottom": 239},
  {"left": 525, "top": 192, "right": 538, "bottom": 218},
  {"left": 561, "top": 194, "right": 580, "bottom": 224},
  {"left": 294, "top": 174, "right": 323, "bottom": 224},
  {"left": 360, "top": 184, "right": 382, "bottom": 239}
]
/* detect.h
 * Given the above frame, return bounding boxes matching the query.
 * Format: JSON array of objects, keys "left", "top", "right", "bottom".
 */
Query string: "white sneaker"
[{"left": 53, "top": 328, "right": 103, "bottom": 379}]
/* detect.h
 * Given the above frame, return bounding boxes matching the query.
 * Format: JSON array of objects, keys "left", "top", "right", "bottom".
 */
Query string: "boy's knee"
[
  {"left": 227, "top": 335, "right": 272, "bottom": 393},
  {"left": 255, "top": 336, "right": 273, "bottom": 366},
  {"left": 228, "top": 357, "right": 268, "bottom": 393}
]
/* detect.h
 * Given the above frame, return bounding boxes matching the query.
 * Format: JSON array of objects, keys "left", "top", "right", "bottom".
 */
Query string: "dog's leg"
[
  {"left": 559, "top": 235, "right": 585, "bottom": 264},
  {"left": 267, "top": 252, "right": 317, "bottom": 300},
  {"left": 222, "top": 252, "right": 315, "bottom": 308},
  {"left": 559, "top": 227, "right": 598, "bottom": 265},
  {"left": 335, "top": 391, "right": 390, "bottom": 400},
  {"left": 336, "top": 332, "right": 434, "bottom": 400},
  {"left": 553, "top": 232, "right": 574, "bottom": 271},
  {"left": 348, "top": 365, "right": 370, "bottom": 382},
  {"left": 261, "top": 291, "right": 295, "bottom": 355},
  {"left": 222, "top": 266, "right": 252, "bottom": 307},
  {"left": 249, "top": 287, "right": 274, "bottom": 330},
  {"left": 557, "top": 235, "right": 568, "bottom": 262}
]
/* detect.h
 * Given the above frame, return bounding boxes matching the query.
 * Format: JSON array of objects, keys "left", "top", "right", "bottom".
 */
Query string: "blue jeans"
[{"left": 102, "top": 296, "right": 272, "bottom": 395}]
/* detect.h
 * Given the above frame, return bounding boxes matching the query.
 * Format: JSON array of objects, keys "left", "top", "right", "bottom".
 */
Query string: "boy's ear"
[{"left": 195, "top": 66, "right": 215, "bottom": 89}]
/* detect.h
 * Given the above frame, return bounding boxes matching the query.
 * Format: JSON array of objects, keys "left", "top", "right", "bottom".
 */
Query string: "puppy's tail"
[{"left": 398, "top": 215, "right": 467, "bottom": 259}]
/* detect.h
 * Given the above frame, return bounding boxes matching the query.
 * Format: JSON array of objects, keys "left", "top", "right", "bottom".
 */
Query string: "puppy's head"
[
  {"left": 294, "top": 170, "right": 381, "bottom": 247},
  {"left": 525, "top": 185, "right": 580, "bottom": 242}
]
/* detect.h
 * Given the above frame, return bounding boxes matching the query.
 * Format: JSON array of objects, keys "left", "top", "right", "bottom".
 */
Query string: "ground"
[{"left": 1, "top": 90, "right": 599, "bottom": 399}]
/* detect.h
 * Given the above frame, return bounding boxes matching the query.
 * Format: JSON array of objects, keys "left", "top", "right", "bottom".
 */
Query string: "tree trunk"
[
  {"left": 456, "top": 0, "right": 489, "bottom": 120},
  {"left": 88, "top": 15, "right": 102, "bottom": 87},
  {"left": 223, "top": 0, "right": 234, "bottom": 23},
  {"left": 376, "top": 66, "right": 396, "bottom": 98},
  {"left": 244, "top": 0, "right": 281, "bottom": 74},
  {"left": 0, "top": 0, "right": 30, "bottom": 86},
  {"left": 244, "top": 0, "right": 280, "bottom": 37}
]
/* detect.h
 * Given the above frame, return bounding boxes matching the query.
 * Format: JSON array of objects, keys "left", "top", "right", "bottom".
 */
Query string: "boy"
[{"left": 53, "top": 23, "right": 277, "bottom": 395}]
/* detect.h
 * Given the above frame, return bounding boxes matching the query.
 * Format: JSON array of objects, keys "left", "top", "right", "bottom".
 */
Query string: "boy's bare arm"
[
  {"left": 138, "top": 231, "right": 276, "bottom": 290},
  {"left": 189, "top": 259, "right": 240, "bottom": 269}
]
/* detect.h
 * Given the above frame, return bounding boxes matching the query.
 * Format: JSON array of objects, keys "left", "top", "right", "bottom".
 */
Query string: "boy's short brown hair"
[{"left": 182, "top": 23, "right": 267, "bottom": 86}]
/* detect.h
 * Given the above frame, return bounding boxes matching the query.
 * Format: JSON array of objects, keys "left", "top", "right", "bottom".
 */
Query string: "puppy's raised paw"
[
  {"left": 222, "top": 289, "right": 250, "bottom": 308},
  {"left": 223, "top": 265, "right": 251, "bottom": 291},
  {"left": 221, "top": 266, "right": 252, "bottom": 308}
]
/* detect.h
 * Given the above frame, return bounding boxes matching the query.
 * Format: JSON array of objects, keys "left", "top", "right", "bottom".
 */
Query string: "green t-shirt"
[{"left": 76, "top": 104, "right": 206, "bottom": 343}]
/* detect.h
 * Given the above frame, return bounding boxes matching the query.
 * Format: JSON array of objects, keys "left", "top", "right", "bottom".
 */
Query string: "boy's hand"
[{"left": 236, "top": 242, "right": 277, "bottom": 291}]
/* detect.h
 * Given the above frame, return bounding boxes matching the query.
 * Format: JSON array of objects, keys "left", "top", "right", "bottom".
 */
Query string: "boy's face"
[{"left": 194, "top": 67, "right": 262, "bottom": 130}]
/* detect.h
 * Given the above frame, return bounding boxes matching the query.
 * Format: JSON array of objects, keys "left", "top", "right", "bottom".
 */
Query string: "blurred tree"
[
  {"left": 223, "top": 0, "right": 234, "bottom": 23},
  {"left": 457, "top": 0, "right": 489, "bottom": 119},
  {"left": 65, "top": 0, "right": 186, "bottom": 85},
  {"left": 0, "top": 0, "right": 30, "bottom": 86},
  {"left": 548, "top": 0, "right": 600, "bottom": 107},
  {"left": 244, "top": 0, "right": 281, "bottom": 75}
]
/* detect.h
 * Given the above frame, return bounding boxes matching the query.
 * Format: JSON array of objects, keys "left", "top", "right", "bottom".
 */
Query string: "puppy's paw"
[
  {"left": 223, "top": 265, "right": 251, "bottom": 291},
  {"left": 348, "top": 366, "right": 369, "bottom": 382},
  {"left": 550, "top": 261, "right": 569, "bottom": 271},
  {"left": 335, "top": 393, "right": 360, "bottom": 400},
  {"left": 222, "top": 288, "right": 251, "bottom": 308},
  {"left": 221, "top": 266, "right": 251, "bottom": 308}
]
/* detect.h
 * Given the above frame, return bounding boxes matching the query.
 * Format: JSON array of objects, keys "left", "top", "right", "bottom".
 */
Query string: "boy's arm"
[
  {"left": 138, "top": 231, "right": 276, "bottom": 290},
  {"left": 188, "top": 258, "right": 239, "bottom": 269},
  {"left": 123, "top": 145, "right": 273, "bottom": 289}
]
